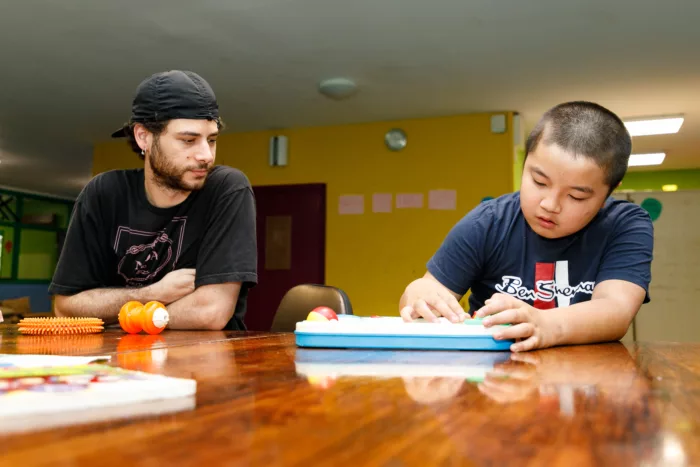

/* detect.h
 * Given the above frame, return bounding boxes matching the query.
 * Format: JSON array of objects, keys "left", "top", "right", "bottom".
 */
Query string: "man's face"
[{"left": 146, "top": 119, "right": 219, "bottom": 192}]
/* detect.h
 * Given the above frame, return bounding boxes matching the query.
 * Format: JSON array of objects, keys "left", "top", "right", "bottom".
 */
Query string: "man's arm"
[
  {"left": 54, "top": 273, "right": 238, "bottom": 331},
  {"left": 166, "top": 282, "right": 242, "bottom": 331},
  {"left": 54, "top": 288, "right": 154, "bottom": 324},
  {"left": 190, "top": 171, "right": 258, "bottom": 329},
  {"left": 54, "top": 269, "right": 196, "bottom": 324}
]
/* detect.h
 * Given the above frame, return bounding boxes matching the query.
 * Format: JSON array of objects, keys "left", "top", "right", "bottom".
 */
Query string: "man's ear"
[{"left": 133, "top": 124, "right": 150, "bottom": 152}]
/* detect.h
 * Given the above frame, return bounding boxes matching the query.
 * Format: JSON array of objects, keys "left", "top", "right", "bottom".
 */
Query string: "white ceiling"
[{"left": 1, "top": 0, "right": 699, "bottom": 198}]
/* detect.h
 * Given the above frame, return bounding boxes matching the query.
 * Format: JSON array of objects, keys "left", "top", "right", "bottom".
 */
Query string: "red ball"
[{"left": 311, "top": 306, "right": 338, "bottom": 321}]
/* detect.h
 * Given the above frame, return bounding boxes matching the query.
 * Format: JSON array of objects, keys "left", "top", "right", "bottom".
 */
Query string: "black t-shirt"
[{"left": 49, "top": 165, "right": 258, "bottom": 330}]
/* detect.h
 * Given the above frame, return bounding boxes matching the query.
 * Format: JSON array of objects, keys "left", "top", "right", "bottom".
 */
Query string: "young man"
[
  {"left": 50, "top": 70, "right": 257, "bottom": 331},
  {"left": 399, "top": 101, "right": 653, "bottom": 352}
]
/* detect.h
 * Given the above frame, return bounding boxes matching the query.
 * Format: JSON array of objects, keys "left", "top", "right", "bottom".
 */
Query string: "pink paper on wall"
[
  {"left": 372, "top": 193, "right": 392, "bottom": 213},
  {"left": 396, "top": 193, "right": 424, "bottom": 209},
  {"left": 428, "top": 190, "right": 457, "bottom": 210},
  {"left": 338, "top": 195, "right": 364, "bottom": 215}
]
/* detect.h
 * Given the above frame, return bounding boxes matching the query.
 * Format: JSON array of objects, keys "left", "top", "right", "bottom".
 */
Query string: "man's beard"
[{"left": 148, "top": 138, "right": 212, "bottom": 193}]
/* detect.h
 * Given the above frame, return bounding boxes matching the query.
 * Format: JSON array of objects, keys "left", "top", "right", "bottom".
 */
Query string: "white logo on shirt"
[{"left": 495, "top": 276, "right": 595, "bottom": 303}]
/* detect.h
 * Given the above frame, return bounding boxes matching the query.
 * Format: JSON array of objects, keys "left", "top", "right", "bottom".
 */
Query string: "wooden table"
[{"left": 1, "top": 326, "right": 699, "bottom": 466}]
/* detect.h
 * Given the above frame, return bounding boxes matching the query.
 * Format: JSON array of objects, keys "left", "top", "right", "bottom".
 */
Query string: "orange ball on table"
[
  {"left": 140, "top": 301, "right": 169, "bottom": 335},
  {"left": 119, "top": 301, "right": 144, "bottom": 334},
  {"left": 118, "top": 300, "right": 170, "bottom": 335}
]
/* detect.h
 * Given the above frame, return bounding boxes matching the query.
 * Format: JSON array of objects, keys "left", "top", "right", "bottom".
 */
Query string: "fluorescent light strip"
[
  {"left": 624, "top": 117, "right": 684, "bottom": 137},
  {"left": 629, "top": 153, "right": 666, "bottom": 167}
]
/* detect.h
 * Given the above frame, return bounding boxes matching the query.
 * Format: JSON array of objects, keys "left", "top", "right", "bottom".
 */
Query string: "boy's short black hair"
[{"left": 525, "top": 101, "right": 632, "bottom": 190}]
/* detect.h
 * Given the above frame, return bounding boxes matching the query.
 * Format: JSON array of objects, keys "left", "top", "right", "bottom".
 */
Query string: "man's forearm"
[
  {"left": 166, "top": 291, "right": 231, "bottom": 331},
  {"left": 166, "top": 283, "right": 240, "bottom": 331},
  {"left": 54, "top": 287, "right": 155, "bottom": 324},
  {"left": 549, "top": 298, "right": 635, "bottom": 347}
]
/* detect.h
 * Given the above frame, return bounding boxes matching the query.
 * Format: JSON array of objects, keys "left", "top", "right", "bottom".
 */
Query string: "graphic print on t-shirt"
[
  {"left": 495, "top": 261, "right": 595, "bottom": 308},
  {"left": 113, "top": 217, "right": 187, "bottom": 286}
]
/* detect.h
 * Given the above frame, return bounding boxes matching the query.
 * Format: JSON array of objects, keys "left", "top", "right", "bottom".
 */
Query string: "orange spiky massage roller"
[
  {"left": 17, "top": 317, "right": 104, "bottom": 335},
  {"left": 16, "top": 334, "right": 106, "bottom": 354},
  {"left": 118, "top": 301, "right": 169, "bottom": 335}
]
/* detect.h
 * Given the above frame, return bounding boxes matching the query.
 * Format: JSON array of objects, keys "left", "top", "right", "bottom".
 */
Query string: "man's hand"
[
  {"left": 475, "top": 293, "right": 559, "bottom": 352},
  {"left": 147, "top": 269, "right": 196, "bottom": 305},
  {"left": 399, "top": 272, "right": 468, "bottom": 323}
]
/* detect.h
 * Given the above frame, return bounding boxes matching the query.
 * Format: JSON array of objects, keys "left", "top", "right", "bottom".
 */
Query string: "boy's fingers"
[
  {"left": 443, "top": 293, "right": 468, "bottom": 321},
  {"left": 511, "top": 335, "right": 540, "bottom": 352},
  {"left": 414, "top": 299, "right": 439, "bottom": 322},
  {"left": 400, "top": 306, "right": 415, "bottom": 322},
  {"left": 492, "top": 322, "right": 535, "bottom": 340},
  {"left": 425, "top": 294, "right": 458, "bottom": 322}
]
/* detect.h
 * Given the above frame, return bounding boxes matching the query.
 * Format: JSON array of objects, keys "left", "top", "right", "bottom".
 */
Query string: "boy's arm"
[
  {"left": 548, "top": 279, "right": 645, "bottom": 345},
  {"left": 400, "top": 203, "right": 493, "bottom": 322},
  {"left": 477, "top": 203, "right": 653, "bottom": 352},
  {"left": 476, "top": 279, "right": 645, "bottom": 351},
  {"left": 399, "top": 272, "right": 466, "bottom": 323}
]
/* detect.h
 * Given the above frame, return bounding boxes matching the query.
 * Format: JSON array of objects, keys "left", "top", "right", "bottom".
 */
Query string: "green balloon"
[{"left": 640, "top": 198, "right": 662, "bottom": 222}]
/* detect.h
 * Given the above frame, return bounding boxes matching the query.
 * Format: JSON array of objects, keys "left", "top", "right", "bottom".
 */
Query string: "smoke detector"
[{"left": 318, "top": 78, "right": 358, "bottom": 100}]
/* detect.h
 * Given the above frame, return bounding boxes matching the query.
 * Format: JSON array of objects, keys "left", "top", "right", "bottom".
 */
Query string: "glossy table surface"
[{"left": 1, "top": 326, "right": 699, "bottom": 466}]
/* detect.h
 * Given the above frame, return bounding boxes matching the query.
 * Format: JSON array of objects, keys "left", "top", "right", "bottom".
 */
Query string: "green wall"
[{"left": 618, "top": 169, "right": 700, "bottom": 191}]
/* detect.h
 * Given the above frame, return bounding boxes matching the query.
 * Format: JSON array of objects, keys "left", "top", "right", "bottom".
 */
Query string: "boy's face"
[{"left": 520, "top": 142, "right": 611, "bottom": 239}]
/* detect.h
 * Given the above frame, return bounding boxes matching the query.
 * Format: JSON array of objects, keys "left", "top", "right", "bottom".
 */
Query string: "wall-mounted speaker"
[{"left": 269, "top": 135, "right": 288, "bottom": 167}]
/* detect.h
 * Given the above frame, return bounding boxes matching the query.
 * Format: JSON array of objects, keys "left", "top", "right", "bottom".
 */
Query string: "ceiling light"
[
  {"left": 623, "top": 116, "right": 684, "bottom": 137},
  {"left": 629, "top": 153, "right": 666, "bottom": 166},
  {"left": 662, "top": 184, "right": 678, "bottom": 192},
  {"left": 318, "top": 78, "right": 358, "bottom": 100}
]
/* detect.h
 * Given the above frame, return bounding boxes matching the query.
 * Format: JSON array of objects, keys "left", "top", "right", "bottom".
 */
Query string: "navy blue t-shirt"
[{"left": 427, "top": 192, "right": 653, "bottom": 313}]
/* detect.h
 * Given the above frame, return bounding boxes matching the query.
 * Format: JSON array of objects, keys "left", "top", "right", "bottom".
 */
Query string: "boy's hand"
[
  {"left": 475, "top": 293, "right": 557, "bottom": 352},
  {"left": 399, "top": 276, "right": 469, "bottom": 323},
  {"left": 478, "top": 356, "right": 540, "bottom": 403}
]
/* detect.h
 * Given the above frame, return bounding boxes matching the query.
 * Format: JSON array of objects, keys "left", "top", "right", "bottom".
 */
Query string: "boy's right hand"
[
  {"left": 148, "top": 269, "right": 196, "bottom": 304},
  {"left": 399, "top": 273, "right": 469, "bottom": 323}
]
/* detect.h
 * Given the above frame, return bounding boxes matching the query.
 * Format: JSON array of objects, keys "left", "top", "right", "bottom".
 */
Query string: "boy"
[{"left": 399, "top": 101, "right": 653, "bottom": 352}]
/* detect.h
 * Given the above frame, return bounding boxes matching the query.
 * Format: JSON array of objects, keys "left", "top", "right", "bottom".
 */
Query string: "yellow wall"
[{"left": 93, "top": 113, "right": 515, "bottom": 316}]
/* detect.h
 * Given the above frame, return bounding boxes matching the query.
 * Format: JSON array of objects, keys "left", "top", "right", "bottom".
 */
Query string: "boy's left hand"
[{"left": 474, "top": 293, "right": 556, "bottom": 352}]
